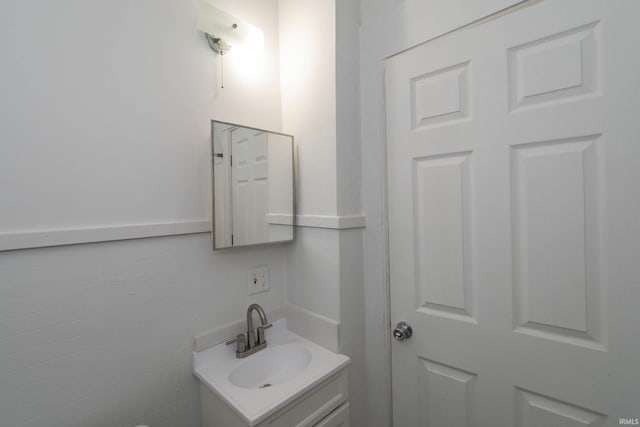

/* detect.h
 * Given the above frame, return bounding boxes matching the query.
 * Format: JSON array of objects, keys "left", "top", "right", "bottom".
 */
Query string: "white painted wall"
[
  {"left": 359, "top": 1, "right": 527, "bottom": 426},
  {"left": 285, "top": 228, "right": 341, "bottom": 321},
  {"left": 336, "top": 0, "right": 362, "bottom": 217},
  {"left": 279, "top": 1, "right": 366, "bottom": 426},
  {"left": 207, "top": 0, "right": 284, "bottom": 131},
  {"left": 279, "top": 0, "right": 337, "bottom": 216},
  {"left": 0, "top": 1, "right": 371, "bottom": 426},
  {"left": 0, "top": 237, "right": 286, "bottom": 427},
  {"left": 0, "top": 0, "right": 283, "bottom": 238},
  {"left": 338, "top": 229, "right": 366, "bottom": 427},
  {"left": 335, "top": 2, "right": 366, "bottom": 427},
  {"left": 0, "top": 1, "right": 210, "bottom": 234},
  {"left": 362, "top": 0, "right": 527, "bottom": 59},
  {"left": 0, "top": 1, "right": 287, "bottom": 426}
]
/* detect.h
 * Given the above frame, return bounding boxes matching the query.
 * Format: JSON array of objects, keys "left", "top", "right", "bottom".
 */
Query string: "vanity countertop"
[{"left": 193, "top": 319, "right": 350, "bottom": 426}]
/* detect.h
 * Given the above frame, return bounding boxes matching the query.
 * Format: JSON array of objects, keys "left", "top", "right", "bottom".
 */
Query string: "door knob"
[{"left": 393, "top": 321, "right": 413, "bottom": 341}]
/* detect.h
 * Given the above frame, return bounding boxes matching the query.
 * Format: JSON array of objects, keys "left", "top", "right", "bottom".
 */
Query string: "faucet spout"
[
  {"left": 246, "top": 303, "right": 269, "bottom": 349},
  {"left": 227, "top": 303, "right": 272, "bottom": 358},
  {"left": 246, "top": 303, "right": 268, "bottom": 332}
]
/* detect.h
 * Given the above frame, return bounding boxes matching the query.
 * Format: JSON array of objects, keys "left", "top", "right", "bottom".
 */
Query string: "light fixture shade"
[{"left": 197, "top": 0, "right": 250, "bottom": 46}]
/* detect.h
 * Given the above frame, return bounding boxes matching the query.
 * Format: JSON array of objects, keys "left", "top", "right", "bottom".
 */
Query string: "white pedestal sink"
[{"left": 193, "top": 319, "right": 350, "bottom": 426}]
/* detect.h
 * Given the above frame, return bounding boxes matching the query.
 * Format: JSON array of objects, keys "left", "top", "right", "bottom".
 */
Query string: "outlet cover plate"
[{"left": 248, "top": 266, "right": 269, "bottom": 295}]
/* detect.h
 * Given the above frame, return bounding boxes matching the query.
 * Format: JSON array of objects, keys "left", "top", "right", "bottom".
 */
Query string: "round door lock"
[{"left": 393, "top": 321, "right": 413, "bottom": 341}]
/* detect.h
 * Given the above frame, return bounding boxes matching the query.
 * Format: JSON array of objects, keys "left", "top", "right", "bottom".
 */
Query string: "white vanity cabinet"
[
  {"left": 200, "top": 368, "right": 349, "bottom": 427},
  {"left": 194, "top": 321, "right": 351, "bottom": 427}
]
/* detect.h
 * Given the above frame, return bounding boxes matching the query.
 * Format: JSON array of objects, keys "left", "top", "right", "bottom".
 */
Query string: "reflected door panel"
[{"left": 212, "top": 121, "right": 294, "bottom": 249}]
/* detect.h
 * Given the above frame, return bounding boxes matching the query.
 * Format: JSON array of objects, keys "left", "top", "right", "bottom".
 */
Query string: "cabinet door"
[
  {"left": 261, "top": 370, "right": 348, "bottom": 427},
  {"left": 314, "top": 403, "right": 350, "bottom": 427}
]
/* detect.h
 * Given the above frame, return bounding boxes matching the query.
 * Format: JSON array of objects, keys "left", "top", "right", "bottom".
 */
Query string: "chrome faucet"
[{"left": 226, "top": 304, "right": 272, "bottom": 358}]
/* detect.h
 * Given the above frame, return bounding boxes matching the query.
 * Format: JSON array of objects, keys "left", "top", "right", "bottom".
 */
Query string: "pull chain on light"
[{"left": 220, "top": 52, "right": 225, "bottom": 88}]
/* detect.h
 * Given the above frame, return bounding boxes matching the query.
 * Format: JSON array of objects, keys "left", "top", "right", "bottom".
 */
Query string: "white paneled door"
[{"left": 386, "top": 1, "right": 640, "bottom": 426}]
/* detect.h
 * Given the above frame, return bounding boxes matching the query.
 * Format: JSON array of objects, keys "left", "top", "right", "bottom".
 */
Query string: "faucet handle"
[
  {"left": 225, "top": 334, "right": 246, "bottom": 353},
  {"left": 257, "top": 323, "right": 273, "bottom": 345}
]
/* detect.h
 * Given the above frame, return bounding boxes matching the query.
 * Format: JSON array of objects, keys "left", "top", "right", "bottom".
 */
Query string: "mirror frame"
[{"left": 210, "top": 120, "right": 296, "bottom": 250}]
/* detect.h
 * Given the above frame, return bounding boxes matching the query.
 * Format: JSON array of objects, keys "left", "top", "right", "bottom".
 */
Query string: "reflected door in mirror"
[{"left": 212, "top": 121, "right": 294, "bottom": 249}]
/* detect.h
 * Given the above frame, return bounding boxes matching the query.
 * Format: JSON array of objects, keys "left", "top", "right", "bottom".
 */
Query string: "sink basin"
[
  {"left": 228, "top": 343, "right": 312, "bottom": 389},
  {"left": 193, "top": 319, "right": 350, "bottom": 426}
]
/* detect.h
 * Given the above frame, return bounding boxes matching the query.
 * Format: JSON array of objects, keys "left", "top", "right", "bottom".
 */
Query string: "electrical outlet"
[{"left": 248, "top": 266, "right": 269, "bottom": 295}]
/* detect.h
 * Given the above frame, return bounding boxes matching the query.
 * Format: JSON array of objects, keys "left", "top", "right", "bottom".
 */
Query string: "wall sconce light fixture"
[
  {"left": 197, "top": 0, "right": 251, "bottom": 55},
  {"left": 197, "top": 0, "right": 264, "bottom": 87}
]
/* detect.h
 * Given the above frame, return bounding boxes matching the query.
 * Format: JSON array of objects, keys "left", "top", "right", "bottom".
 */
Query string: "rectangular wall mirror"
[{"left": 211, "top": 121, "right": 294, "bottom": 249}]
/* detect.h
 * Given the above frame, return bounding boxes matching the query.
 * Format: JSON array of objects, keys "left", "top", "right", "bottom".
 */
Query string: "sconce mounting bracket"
[{"left": 205, "top": 33, "right": 232, "bottom": 55}]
